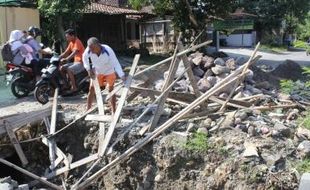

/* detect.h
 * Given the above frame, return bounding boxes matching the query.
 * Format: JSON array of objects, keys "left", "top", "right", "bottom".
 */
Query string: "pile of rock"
[{"left": 0, "top": 176, "right": 29, "bottom": 190}]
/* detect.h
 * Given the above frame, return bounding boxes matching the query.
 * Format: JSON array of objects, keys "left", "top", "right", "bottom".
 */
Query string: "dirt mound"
[{"left": 271, "top": 60, "right": 305, "bottom": 81}]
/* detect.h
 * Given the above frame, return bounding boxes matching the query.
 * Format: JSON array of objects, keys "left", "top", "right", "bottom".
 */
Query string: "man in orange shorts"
[{"left": 82, "top": 37, "right": 126, "bottom": 113}]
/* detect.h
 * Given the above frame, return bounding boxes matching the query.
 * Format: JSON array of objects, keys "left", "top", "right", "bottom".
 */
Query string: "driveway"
[{"left": 220, "top": 47, "right": 310, "bottom": 68}]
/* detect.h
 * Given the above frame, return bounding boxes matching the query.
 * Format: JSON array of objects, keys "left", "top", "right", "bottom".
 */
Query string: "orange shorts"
[{"left": 91, "top": 73, "right": 116, "bottom": 90}]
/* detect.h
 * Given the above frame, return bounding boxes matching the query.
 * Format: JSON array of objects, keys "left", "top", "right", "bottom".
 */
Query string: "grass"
[
  {"left": 259, "top": 44, "right": 287, "bottom": 54},
  {"left": 297, "top": 158, "right": 310, "bottom": 174},
  {"left": 298, "top": 110, "right": 310, "bottom": 130},
  {"left": 280, "top": 79, "right": 295, "bottom": 94},
  {"left": 183, "top": 132, "right": 208, "bottom": 151}
]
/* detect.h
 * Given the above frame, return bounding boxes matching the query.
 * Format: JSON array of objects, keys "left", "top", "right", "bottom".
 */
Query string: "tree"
[
  {"left": 38, "top": 0, "right": 90, "bottom": 48},
  {"left": 297, "top": 12, "right": 310, "bottom": 41}
]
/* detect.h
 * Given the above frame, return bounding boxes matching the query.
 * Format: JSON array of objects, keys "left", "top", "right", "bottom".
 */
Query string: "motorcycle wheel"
[
  {"left": 11, "top": 77, "right": 30, "bottom": 98},
  {"left": 34, "top": 83, "right": 51, "bottom": 104}
]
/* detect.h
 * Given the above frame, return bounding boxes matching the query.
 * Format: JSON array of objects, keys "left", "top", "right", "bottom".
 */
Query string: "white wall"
[{"left": 220, "top": 32, "right": 255, "bottom": 47}]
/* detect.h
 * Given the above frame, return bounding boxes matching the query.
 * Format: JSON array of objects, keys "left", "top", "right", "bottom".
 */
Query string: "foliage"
[
  {"left": 297, "top": 158, "right": 310, "bottom": 174},
  {"left": 293, "top": 40, "right": 309, "bottom": 49},
  {"left": 183, "top": 132, "right": 208, "bottom": 151},
  {"left": 297, "top": 12, "right": 310, "bottom": 41},
  {"left": 259, "top": 44, "right": 287, "bottom": 53},
  {"left": 280, "top": 80, "right": 295, "bottom": 94},
  {"left": 298, "top": 110, "right": 310, "bottom": 130},
  {"left": 128, "top": 0, "right": 148, "bottom": 10},
  {"left": 38, "top": 0, "right": 90, "bottom": 45}
]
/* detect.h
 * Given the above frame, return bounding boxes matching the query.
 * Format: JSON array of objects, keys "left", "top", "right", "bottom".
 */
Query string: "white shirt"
[{"left": 82, "top": 44, "right": 124, "bottom": 78}]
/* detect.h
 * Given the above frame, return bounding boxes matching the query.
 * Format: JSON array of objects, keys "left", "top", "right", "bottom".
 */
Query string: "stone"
[
  {"left": 197, "top": 127, "right": 208, "bottom": 135},
  {"left": 203, "top": 118, "right": 213, "bottom": 128},
  {"left": 203, "top": 69, "right": 214, "bottom": 78},
  {"left": 203, "top": 56, "right": 214, "bottom": 69},
  {"left": 206, "top": 76, "right": 217, "bottom": 86},
  {"left": 260, "top": 127, "right": 270, "bottom": 134},
  {"left": 225, "top": 58, "right": 237, "bottom": 70},
  {"left": 0, "top": 183, "right": 13, "bottom": 190},
  {"left": 247, "top": 125, "right": 257, "bottom": 137},
  {"left": 243, "top": 142, "right": 259, "bottom": 157},
  {"left": 235, "top": 124, "right": 247, "bottom": 132},
  {"left": 296, "top": 128, "right": 310, "bottom": 140},
  {"left": 245, "top": 69, "right": 254, "bottom": 82},
  {"left": 18, "top": 184, "right": 29, "bottom": 190},
  {"left": 273, "top": 122, "right": 292, "bottom": 137},
  {"left": 235, "top": 111, "right": 248, "bottom": 121},
  {"left": 299, "top": 173, "right": 310, "bottom": 190},
  {"left": 286, "top": 109, "right": 299, "bottom": 120},
  {"left": 211, "top": 65, "right": 230, "bottom": 75},
  {"left": 236, "top": 56, "right": 247, "bottom": 65},
  {"left": 297, "top": 140, "right": 310, "bottom": 157},
  {"left": 154, "top": 174, "right": 163, "bottom": 182},
  {"left": 219, "top": 93, "right": 228, "bottom": 99},
  {"left": 214, "top": 58, "right": 225, "bottom": 66},
  {"left": 197, "top": 78, "right": 212, "bottom": 92},
  {"left": 192, "top": 66, "right": 205, "bottom": 77},
  {"left": 192, "top": 55, "right": 203, "bottom": 65},
  {"left": 186, "top": 122, "right": 197, "bottom": 133}
]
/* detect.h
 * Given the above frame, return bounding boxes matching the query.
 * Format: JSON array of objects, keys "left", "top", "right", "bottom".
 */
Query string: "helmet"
[{"left": 28, "top": 26, "right": 41, "bottom": 37}]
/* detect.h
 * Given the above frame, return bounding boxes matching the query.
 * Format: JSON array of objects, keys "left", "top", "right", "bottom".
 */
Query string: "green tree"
[
  {"left": 297, "top": 12, "right": 310, "bottom": 41},
  {"left": 38, "top": 0, "right": 90, "bottom": 47}
]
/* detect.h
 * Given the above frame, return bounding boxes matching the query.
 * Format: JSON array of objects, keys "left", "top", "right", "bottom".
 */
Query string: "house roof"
[
  {"left": 84, "top": 2, "right": 146, "bottom": 15},
  {"left": 0, "top": 0, "right": 36, "bottom": 7}
]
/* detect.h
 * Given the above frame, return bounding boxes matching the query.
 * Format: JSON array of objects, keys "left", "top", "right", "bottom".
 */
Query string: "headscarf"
[{"left": 9, "top": 30, "right": 24, "bottom": 51}]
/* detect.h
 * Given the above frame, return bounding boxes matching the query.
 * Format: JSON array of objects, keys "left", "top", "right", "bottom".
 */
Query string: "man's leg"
[
  {"left": 107, "top": 85, "right": 116, "bottom": 114},
  {"left": 67, "top": 69, "right": 77, "bottom": 91}
]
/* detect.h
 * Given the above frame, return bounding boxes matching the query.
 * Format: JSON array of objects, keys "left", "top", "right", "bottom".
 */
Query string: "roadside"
[{"left": 221, "top": 47, "right": 310, "bottom": 68}]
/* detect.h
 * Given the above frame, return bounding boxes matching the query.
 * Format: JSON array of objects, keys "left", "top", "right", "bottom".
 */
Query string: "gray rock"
[
  {"left": 18, "top": 184, "right": 29, "bottom": 190},
  {"left": 197, "top": 78, "right": 211, "bottom": 92},
  {"left": 203, "top": 118, "right": 213, "bottom": 128},
  {"left": 197, "top": 127, "right": 208, "bottom": 135},
  {"left": 236, "top": 56, "right": 247, "bottom": 65},
  {"left": 235, "top": 111, "right": 248, "bottom": 121},
  {"left": 298, "top": 140, "right": 310, "bottom": 157},
  {"left": 154, "top": 174, "right": 163, "bottom": 182},
  {"left": 219, "top": 93, "right": 228, "bottom": 99},
  {"left": 192, "top": 66, "right": 205, "bottom": 77},
  {"left": 214, "top": 58, "right": 225, "bottom": 66},
  {"left": 206, "top": 76, "right": 217, "bottom": 86},
  {"left": 203, "top": 69, "right": 214, "bottom": 78},
  {"left": 0, "top": 183, "right": 13, "bottom": 190},
  {"left": 247, "top": 125, "right": 257, "bottom": 137},
  {"left": 273, "top": 122, "right": 292, "bottom": 137},
  {"left": 202, "top": 56, "right": 214, "bottom": 69},
  {"left": 299, "top": 173, "right": 310, "bottom": 190},
  {"left": 225, "top": 58, "right": 237, "bottom": 70},
  {"left": 211, "top": 65, "right": 230, "bottom": 75},
  {"left": 243, "top": 142, "right": 259, "bottom": 157},
  {"left": 192, "top": 55, "right": 203, "bottom": 65}
]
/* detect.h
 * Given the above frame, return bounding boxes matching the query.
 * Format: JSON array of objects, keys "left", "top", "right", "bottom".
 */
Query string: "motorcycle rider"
[
  {"left": 9, "top": 30, "right": 33, "bottom": 66},
  {"left": 59, "top": 29, "right": 85, "bottom": 93}
]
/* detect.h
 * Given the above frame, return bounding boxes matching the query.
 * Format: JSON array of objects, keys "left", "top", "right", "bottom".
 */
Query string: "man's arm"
[{"left": 62, "top": 49, "right": 78, "bottom": 62}]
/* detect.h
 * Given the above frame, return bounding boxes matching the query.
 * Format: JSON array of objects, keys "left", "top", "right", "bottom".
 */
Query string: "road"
[{"left": 220, "top": 47, "right": 310, "bottom": 68}]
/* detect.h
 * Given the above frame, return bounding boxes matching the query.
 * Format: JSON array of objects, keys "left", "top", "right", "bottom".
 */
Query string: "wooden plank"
[
  {"left": 77, "top": 61, "right": 255, "bottom": 190},
  {"left": 149, "top": 34, "right": 182, "bottom": 131},
  {"left": 209, "top": 96, "right": 248, "bottom": 109},
  {"left": 0, "top": 158, "right": 62, "bottom": 190},
  {"left": 73, "top": 54, "right": 140, "bottom": 188},
  {"left": 92, "top": 75, "right": 106, "bottom": 156},
  {"left": 85, "top": 114, "right": 133, "bottom": 123},
  {"left": 48, "top": 88, "right": 59, "bottom": 170},
  {"left": 178, "top": 42, "right": 201, "bottom": 97},
  {"left": 45, "top": 154, "right": 99, "bottom": 179},
  {"left": 4, "top": 121, "right": 28, "bottom": 166}
]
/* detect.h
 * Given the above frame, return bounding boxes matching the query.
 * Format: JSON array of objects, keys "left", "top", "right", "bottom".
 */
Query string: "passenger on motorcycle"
[
  {"left": 9, "top": 30, "right": 34, "bottom": 66},
  {"left": 59, "top": 29, "right": 85, "bottom": 93},
  {"left": 26, "top": 26, "right": 52, "bottom": 80}
]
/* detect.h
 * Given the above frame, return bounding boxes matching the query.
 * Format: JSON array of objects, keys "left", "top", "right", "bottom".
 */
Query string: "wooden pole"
[{"left": 0, "top": 158, "right": 62, "bottom": 190}]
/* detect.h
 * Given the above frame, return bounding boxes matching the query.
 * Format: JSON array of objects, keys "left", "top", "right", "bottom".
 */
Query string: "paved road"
[{"left": 220, "top": 47, "right": 310, "bottom": 68}]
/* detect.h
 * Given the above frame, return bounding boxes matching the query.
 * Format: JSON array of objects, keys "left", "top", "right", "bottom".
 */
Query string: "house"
[
  {"left": 0, "top": 0, "right": 40, "bottom": 67},
  {"left": 78, "top": 0, "right": 149, "bottom": 51}
]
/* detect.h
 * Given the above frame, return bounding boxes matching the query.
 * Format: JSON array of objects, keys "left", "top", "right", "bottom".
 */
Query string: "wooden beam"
[
  {"left": 77, "top": 60, "right": 255, "bottom": 190},
  {"left": 178, "top": 42, "right": 201, "bottom": 97},
  {"left": 0, "top": 158, "right": 62, "bottom": 190},
  {"left": 149, "top": 34, "right": 182, "bottom": 131},
  {"left": 4, "top": 121, "right": 28, "bottom": 166},
  {"left": 48, "top": 88, "right": 59, "bottom": 170},
  {"left": 209, "top": 96, "right": 248, "bottom": 109}
]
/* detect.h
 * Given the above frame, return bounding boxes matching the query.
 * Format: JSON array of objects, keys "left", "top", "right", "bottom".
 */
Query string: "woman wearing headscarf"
[{"left": 9, "top": 30, "right": 29, "bottom": 65}]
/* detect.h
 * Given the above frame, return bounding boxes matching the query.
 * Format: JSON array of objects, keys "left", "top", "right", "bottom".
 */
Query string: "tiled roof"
[{"left": 84, "top": 2, "right": 145, "bottom": 15}]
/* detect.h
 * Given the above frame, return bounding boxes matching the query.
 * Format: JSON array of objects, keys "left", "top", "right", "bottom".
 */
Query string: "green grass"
[
  {"left": 259, "top": 44, "right": 287, "bottom": 54},
  {"left": 293, "top": 40, "right": 310, "bottom": 49},
  {"left": 297, "top": 158, "right": 310, "bottom": 174},
  {"left": 298, "top": 110, "right": 310, "bottom": 130},
  {"left": 280, "top": 79, "right": 295, "bottom": 94},
  {"left": 183, "top": 132, "right": 208, "bottom": 151}
]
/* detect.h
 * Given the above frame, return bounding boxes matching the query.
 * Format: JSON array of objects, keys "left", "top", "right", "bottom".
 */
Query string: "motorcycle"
[
  {"left": 34, "top": 56, "right": 90, "bottom": 104},
  {"left": 5, "top": 63, "right": 36, "bottom": 98}
]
